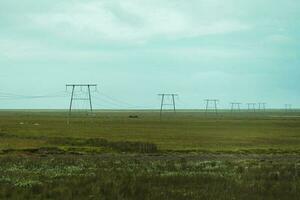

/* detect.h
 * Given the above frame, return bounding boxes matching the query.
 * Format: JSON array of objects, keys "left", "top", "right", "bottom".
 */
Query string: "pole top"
[
  {"left": 66, "top": 84, "right": 97, "bottom": 87},
  {"left": 158, "top": 94, "right": 178, "bottom": 96},
  {"left": 204, "top": 99, "right": 219, "bottom": 101}
]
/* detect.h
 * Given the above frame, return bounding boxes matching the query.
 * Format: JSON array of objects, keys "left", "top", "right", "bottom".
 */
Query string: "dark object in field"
[{"left": 128, "top": 115, "right": 139, "bottom": 118}]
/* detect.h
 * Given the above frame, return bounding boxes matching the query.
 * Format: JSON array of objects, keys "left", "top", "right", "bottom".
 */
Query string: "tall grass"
[{"left": 0, "top": 155, "right": 299, "bottom": 200}]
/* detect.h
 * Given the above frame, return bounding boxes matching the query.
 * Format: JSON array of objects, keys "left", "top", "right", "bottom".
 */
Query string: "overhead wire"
[
  {"left": 94, "top": 91, "right": 153, "bottom": 109},
  {"left": 0, "top": 90, "right": 68, "bottom": 100},
  {"left": 0, "top": 89, "right": 161, "bottom": 109}
]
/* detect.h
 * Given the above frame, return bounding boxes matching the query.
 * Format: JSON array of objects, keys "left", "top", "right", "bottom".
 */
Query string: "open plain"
[{"left": 0, "top": 110, "right": 300, "bottom": 199}]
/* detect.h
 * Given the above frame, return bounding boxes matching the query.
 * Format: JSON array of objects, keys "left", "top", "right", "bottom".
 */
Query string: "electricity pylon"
[
  {"left": 258, "top": 103, "right": 266, "bottom": 112},
  {"left": 205, "top": 99, "right": 219, "bottom": 115},
  {"left": 66, "top": 84, "right": 97, "bottom": 116},
  {"left": 230, "top": 102, "right": 242, "bottom": 112},
  {"left": 247, "top": 103, "right": 256, "bottom": 112},
  {"left": 158, "top": 94, "right": 178, "bottom": 118},
  {"left": 285, "top": 104, "right": 292, "bottom": 112}
]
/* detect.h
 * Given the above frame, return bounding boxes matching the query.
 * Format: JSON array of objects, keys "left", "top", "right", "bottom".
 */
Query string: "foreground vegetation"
[
  {"left": 0, "top": 110, "right": 300, "bottom": 199},
  {"left": 0, "top": 154, "right": 299, "bottom": 200}
]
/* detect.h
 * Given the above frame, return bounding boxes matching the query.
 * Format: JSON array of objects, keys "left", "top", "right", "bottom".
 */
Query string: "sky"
[{"left": 0, "top": 0, "right": 299, "bottom": 109}]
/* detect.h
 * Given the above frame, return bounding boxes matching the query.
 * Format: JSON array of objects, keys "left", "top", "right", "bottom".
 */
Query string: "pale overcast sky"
[{"left": 0, "top": 0, "right": 299, "bottom": 109}]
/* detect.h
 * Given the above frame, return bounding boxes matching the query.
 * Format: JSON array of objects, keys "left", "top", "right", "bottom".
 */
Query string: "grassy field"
[
  {"left": 0, "top": 110, "right": 300, "bottom": 199},
  {"left": 1, "top": 110, "right": 300, "bottom": 153}
]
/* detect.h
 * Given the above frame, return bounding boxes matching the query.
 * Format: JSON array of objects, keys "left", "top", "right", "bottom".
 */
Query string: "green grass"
[
  {"left": 1, "top": 110, "right": 300, "bottom": 199},
  {"left": 1, "top": 110, "right": 300, "bottom": 153}
]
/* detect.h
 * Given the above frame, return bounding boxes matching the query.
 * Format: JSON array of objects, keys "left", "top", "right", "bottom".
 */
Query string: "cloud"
[
  {"left": 266, "top": 34, "right": 293, "bottom": 44},
  {"left": 29, "top": 0, "right": 250, "bottom": 43},
  {"left": 0, "top": 38, "right": 123, "bottom": 61}
]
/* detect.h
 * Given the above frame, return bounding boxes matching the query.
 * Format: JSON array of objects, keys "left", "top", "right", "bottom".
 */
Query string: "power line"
[
  {"left": 0, "top": 91, "right": 68, "bottom": 100},
  {"left": 94, "top": 91, "right": 152, "bottom": 109}
]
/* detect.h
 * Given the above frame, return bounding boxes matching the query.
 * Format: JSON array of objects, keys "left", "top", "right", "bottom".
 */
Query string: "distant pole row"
[
  {"left": 63, "top": 86, "right": 295, "bottom": 117},
  {"left": 157, "top": 93, "right": 295, "bottom": 116},
  {"left": 207, "top": 101, "right": 267, "bottom": 114}
]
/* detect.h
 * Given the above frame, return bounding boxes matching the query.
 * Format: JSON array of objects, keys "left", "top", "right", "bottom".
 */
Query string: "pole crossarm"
[
  {"left": 158, "top": 94, "right": 178, "bottom": 97},
  {"left": 204, "top": 99, "right": 219, "bottom": 102},
  {"left": 72, "top": 98, "right": 91, "bottom": 100},
  {"left": 66, "top": 84, "right": 97, "bottom": 87}
]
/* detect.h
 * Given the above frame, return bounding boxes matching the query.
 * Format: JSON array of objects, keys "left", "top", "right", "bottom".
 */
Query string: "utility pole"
[
  {"left": 285, "top": 104, "right": 292, "bottom": 112},
  {"left": 205, "top": 99, "right": 219, "bottom": 115},
  {"left": 158, "top": 94, "right": 178, "bottom": 118},
  {"left": 230, "top": 102, "right": 242, "bottom": 112},
  {"left": 247, "top": 103, "right": 256, "bottom": 112},
  {"left": 66, "top": 84, "right": 97, "bottom": 118},
  {"left": 258, "top": 103, "right": 266, "bottom": 112}
]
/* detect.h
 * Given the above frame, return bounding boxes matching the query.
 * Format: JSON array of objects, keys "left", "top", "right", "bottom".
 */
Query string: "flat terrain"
[
  {"left": 0, "top": 110, "right": 300, "bottom": 153},
  {"left": 0, "top": 110, "right": 300, "bottom": 199}
]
